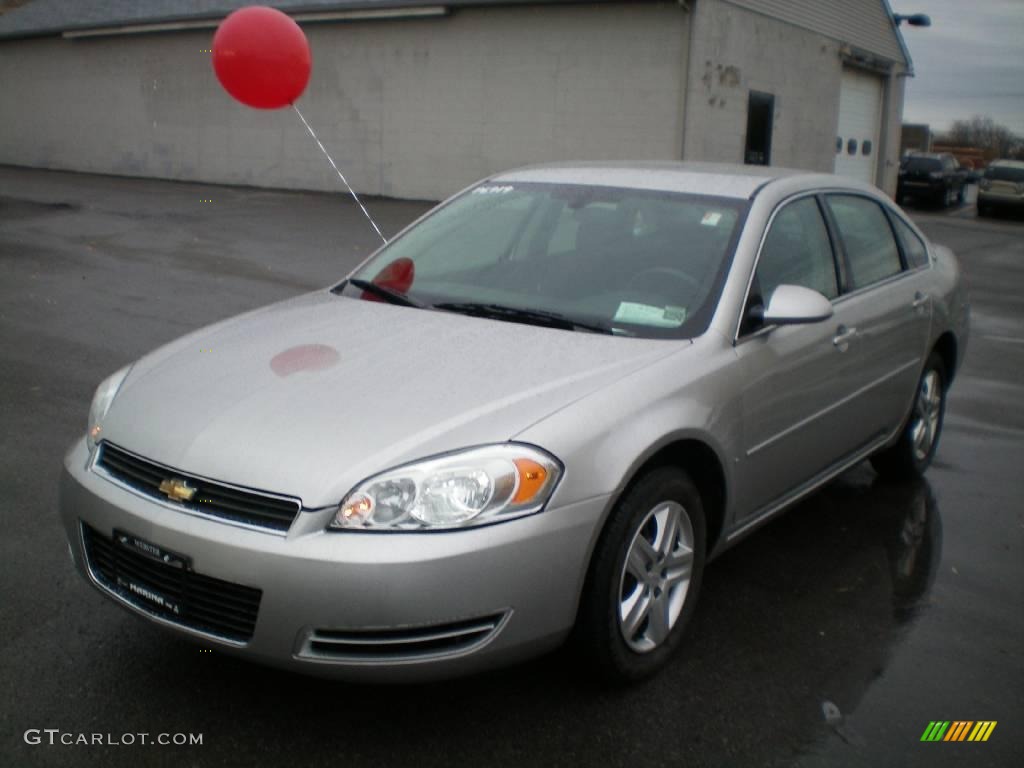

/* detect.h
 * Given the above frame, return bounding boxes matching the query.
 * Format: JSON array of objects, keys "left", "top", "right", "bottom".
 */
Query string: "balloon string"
[{"left": 292, "top": 104, "right": 388, "bottom": 245}]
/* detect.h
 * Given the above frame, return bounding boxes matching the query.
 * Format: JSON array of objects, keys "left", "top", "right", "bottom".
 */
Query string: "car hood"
[{"left": 102, "top": 291, "right": 679, "bottom": 508}]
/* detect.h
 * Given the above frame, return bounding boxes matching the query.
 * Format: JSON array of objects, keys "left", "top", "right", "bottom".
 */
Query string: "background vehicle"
[
  {"left": 897, "top": 153, "right": 967, "bottom": 207},
  {"left": 977, "top": 159, "right": 1024, "bottom": 216}
]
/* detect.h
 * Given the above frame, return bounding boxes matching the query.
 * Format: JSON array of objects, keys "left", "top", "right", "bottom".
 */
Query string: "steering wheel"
[{"left": 625, "top": 267, "right": 702, "bottom": 299}]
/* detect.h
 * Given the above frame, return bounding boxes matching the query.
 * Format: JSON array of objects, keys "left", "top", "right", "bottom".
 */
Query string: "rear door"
[{"left": 821, "top": 194, "right": 931, "bottom": 446}]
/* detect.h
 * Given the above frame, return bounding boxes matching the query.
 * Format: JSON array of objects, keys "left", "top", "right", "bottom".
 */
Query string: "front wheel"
[
  {"left": 574, "top": 468, "right": 706, "bottom": 683},
  {"left": 871, "top": 353, "right": 947, "bottom": 479}
]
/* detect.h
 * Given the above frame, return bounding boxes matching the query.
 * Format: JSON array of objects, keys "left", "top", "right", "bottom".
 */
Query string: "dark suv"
[{"left": 897, "top": 153, "right": 967, "bottom": 208}]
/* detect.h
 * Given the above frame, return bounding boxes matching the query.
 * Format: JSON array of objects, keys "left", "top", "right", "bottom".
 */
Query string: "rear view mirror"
[{"left": 761, "top": 284, "right": 834, "bottom": 326}]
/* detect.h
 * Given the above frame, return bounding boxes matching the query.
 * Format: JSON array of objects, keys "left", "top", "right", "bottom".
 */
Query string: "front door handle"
[{"left": 833, "top": 325, "right": 857, "bottom": 352}]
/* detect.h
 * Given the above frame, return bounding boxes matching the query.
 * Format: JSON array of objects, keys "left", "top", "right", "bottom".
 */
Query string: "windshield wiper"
[
  {"left": 345, "top": 278, "right": 424, "bottom": 308},
  {"left": 433, "top": 302, "right": 618, "bottom": 335}
]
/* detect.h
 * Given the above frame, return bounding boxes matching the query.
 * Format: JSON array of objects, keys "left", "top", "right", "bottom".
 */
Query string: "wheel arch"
[
  {"left": 595, "top": 435, "right": 730, "bottom": 563},
  {"left": 570, "top": 434, "right": 729, "bottom": 637}
]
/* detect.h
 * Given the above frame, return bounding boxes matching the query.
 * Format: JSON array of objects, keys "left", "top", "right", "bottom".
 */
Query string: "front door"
[{"left": 735, "top": 195, "right": 860, "bottom": 517}]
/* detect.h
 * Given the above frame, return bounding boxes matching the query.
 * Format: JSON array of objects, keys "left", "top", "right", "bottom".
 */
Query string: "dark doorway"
[{"left": 744, "top": 91, "right": 775, "bottom": 166}]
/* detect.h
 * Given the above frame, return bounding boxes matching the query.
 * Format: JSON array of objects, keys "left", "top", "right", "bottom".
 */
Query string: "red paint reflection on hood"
[{"left": 270, "top": 344, "right": 341, "bottom": 377}]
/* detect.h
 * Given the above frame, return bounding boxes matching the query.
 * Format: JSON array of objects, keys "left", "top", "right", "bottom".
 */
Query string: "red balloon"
[
  {"left": 212, "top": 6, "right": 311, "bottom": 109},
  {"left": 362, "top": 258, "right": 415, "bottom": 302}
]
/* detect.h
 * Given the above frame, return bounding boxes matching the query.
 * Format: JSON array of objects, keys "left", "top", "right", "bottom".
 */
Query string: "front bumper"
[
  {"left": 898, "top": 179, "right": 944, "bottom": 196},
  {"left": 60, "top": 439, "right": 608, "bottom": 681},
  {"left": 978, "top": 190, "right": 1024, "bottom": 208}
]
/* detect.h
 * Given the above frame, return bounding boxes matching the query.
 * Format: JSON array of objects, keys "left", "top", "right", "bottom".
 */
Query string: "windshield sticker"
[
  {"left": 701, "top": 211, "right": 722, "bottom": 227},
  {"left": 614, "top": 302, "right": 687, "bottom": 328},
  {"left": 472, "top": 185, "right": 515, "bottom": 195}
]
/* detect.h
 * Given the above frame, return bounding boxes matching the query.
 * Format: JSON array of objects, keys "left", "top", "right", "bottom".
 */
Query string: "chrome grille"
[{"left": 96, "top": 442, "right": 300, "bottom": 532}]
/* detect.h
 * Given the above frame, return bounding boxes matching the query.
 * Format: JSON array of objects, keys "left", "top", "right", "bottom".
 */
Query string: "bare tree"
[{"left": 936, "top": 115, "right": 1022, "bottom": 159}]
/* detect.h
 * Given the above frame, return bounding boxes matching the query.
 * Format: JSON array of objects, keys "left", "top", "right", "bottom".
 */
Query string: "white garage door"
[{"left": 834, "top": 68, "right": 883, "bottom": 185}]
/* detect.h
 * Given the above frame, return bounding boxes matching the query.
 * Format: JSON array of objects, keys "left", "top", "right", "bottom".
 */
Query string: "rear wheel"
[
  {"left": 871, "top": 352, "right": 947, "bottom": 479},
  {"left": 575, "top": 467, "right": 706, "bottom": 683}
]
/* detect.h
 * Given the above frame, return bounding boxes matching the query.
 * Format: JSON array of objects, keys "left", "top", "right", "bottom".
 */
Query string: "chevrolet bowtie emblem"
[{"left": 158, "top": 477, "right": 196, "bottom": 503}]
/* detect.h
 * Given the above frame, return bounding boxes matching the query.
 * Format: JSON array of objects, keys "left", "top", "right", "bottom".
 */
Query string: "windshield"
[
  {"left": 341, "top": 182, "right": 748, "bottom": 338},
  {"left": 903, "top": 157, "right": 941, "bottom": 172},
  {"left": 984, "top": 164, "right": 1024, "bottom": 183}
]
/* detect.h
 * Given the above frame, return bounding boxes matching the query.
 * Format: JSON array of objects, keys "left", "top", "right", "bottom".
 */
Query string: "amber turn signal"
[{"left": 512, "top": 458, "right": 548, "bottom": 504}]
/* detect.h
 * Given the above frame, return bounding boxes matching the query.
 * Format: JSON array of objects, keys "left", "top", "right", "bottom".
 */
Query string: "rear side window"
[
  {"left": 826, "top": 195, "right": 902, "bottom": 289},
  {"left": 756, "top": 197, "right": 838, "bottom": 303},
  {"left": 891, "top": 216, "right": 929, "bottom": 269}
]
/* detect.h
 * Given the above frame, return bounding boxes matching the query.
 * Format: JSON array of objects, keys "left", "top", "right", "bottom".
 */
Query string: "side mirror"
[{"left": 760, "top": 284, "right": 833, "bottom": 326}]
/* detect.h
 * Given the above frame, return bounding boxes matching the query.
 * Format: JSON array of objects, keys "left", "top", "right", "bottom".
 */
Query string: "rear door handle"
[
  {"left": 912, "top": 291, "right": 930, "bottom": 310},
  {"left": 833, "top": 325, "right": 857, "bottom": 352}
]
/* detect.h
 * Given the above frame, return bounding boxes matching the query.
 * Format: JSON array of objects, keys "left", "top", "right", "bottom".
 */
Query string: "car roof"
[
  {"left": 492, "top": 161, "right": 864, "bottom": 200},
  {"left": 990, "top": 159, "right": 1024, "bottom": 169}
]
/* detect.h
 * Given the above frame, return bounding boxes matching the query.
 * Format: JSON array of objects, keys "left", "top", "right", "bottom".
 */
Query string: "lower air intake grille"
[
  {"left": 82, "top": 523, "right": 262, "bottom": 643},
  {"left": 96, "top": 442, "right": 300, "bottom": 532},
  {"left": 300, "top": 613, "right": 508, "bottom": 662}
]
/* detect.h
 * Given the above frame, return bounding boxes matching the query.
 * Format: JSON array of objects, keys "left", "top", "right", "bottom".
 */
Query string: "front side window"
[
  {"left": 346, "top": 182, "right": 748, "bottom": 339},
  {"left": 755, "top": 197, "right": 839, "bottom": 305},
  {"left": 826, "top": 195, "right": 902, "bottom": 289}
]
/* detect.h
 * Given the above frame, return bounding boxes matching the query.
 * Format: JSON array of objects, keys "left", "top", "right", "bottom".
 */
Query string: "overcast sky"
[{"left": 893, "top": 0, "right": 1024, "bottom": 135}]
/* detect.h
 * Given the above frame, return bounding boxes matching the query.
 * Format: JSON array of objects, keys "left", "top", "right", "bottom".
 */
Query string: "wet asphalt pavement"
[{"left": 1, "top": 167, "right": 1021, "bottom": 768}]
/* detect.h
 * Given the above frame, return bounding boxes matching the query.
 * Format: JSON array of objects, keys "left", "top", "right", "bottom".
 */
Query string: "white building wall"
[
  {"left": 682, "top": 0, "right": 843, "bottom": 173},
  {"left": 877, "top": 71, "right": 905, "bottom": 196},
  {"left": 682, "top": 0, "right": 906, "bottom": 196},
  {"left": 0, "top": 3, "right": 690, "bottom": 200}
]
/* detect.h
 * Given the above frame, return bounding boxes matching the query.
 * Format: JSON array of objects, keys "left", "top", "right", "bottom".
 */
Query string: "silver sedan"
[{"left": 60, "top": 163, "right": 969, "bottom": 682}]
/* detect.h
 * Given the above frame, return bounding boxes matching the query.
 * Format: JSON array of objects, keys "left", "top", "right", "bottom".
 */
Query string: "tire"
[
  {"left": 977, "top": 203, "right": 988, "bottom": 217},
  {"left": 957, "top": 185, "right": 966, "bottom": 204},
  {"left": 574, "top": 467, "right": 706, "bottom": 684},
  {"left": 871, "top": 352, "right": 947, "bottom": 479}
]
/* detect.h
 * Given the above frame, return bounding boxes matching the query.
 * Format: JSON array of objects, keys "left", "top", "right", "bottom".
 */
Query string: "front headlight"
[
  {"left": 86, "top": 365, "right": 132, "bottom": 451},
  {"left": 329, "top": 444, "right": 562, "bottom": 531}
]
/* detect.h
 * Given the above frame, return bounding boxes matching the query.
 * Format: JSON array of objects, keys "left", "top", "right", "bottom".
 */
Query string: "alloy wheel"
[
  {"left": 911, "top": 370, "right": 943, "bottom": 461},
  {"left": 618, "top": 501, "right": 694, "bottom": 653}
]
